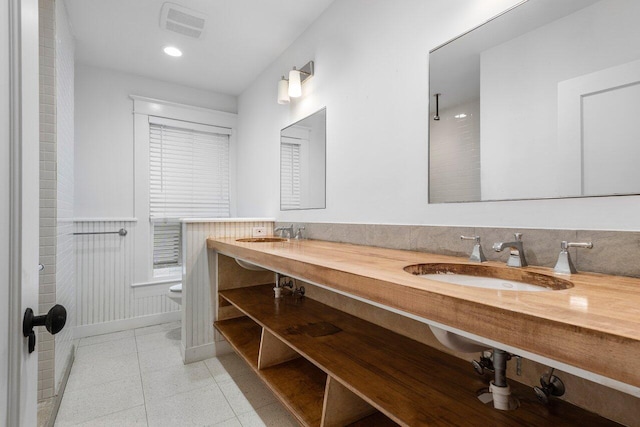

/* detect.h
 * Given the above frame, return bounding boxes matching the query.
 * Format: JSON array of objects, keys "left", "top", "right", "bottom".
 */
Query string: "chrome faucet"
[
  {"left": 460, "top": 235, "right": 486, "bottom": 263},
  {"left": 274, "top": 225, "right": 294, "bottom": 239},
  {"left": 554, "top": 241, "right": 593, "bottom": 274},
  {"left": 493, "top": 233, "right": 528, "bottom": 267}
]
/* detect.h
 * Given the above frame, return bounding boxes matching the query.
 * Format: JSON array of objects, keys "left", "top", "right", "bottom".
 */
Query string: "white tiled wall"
[
  {"left": 38, "top": 0, "right": 56, "bottom": 401},
  {"left": 429, "top": 99, "right": 481, "bottom": 203},
  {"left": 55, "top": 0, "right": 75, "bottom": 392},
  {"left": 38, "top": 0, "right": 76, "bottom": 401}
]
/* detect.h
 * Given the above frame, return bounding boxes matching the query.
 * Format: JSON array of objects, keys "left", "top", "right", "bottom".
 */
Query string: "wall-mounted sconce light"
[
  {"left": 433, "top": 93, "right": 441, "bottom": 121},
  {"left": 278, "top": 76, "right": 290, "bottom": 104},
  {"left": 277, "top": 60, "right": 314, "bottom": 104}
]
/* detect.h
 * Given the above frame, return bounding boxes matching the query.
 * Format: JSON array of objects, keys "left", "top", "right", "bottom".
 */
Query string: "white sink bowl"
[
  {"left": 404, "top": 263, "right": 573, "bottom": 352},
  {"left": 428, "top": 326, "right": 490, "bottom": 353},
  {"left": 404, "top": 263, "right": 572, "bottom": 292},
  {"left": 236, "top": 237, "right": 287, "bottom": 243},
  {"left": 416, "top": 273, "right": 552, "bottom": 292}
]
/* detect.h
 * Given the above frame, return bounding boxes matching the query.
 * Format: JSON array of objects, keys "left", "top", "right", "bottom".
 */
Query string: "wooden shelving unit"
[
  {"left": 216, "top": 314, "right": 330, "bottom": 426},
  {"left": 215, "top": 317, "right": 261, "bottom": 368},
  {"left": 214, "top": 284, "right": 618, "bottom": 427}
]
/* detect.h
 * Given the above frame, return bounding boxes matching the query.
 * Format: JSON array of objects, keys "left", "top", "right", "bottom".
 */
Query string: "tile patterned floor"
[{"left": 55, "top": 322, "right": 298, "bottom": 426}]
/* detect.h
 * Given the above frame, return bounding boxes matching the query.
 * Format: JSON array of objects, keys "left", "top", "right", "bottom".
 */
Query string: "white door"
[
  {"left": 2, "top": 0, "right": 41, "bottom": 425},
  {"left": 558, "top": 58, "right": 640, "bottom": 197},
  {"left": 582, "top": 82, "right": 640, "bottom": 196}
]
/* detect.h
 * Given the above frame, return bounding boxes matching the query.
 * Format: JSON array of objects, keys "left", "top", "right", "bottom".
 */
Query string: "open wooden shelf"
[
  {"left": 215, "top": 316, "right": 261, "bottom": 369},
  {"left": 347, "top": 413, "right": 399, "bottom": 427},
  {"left": 216, "top": 315, "right": 328, "bottom": 426},
  {"left": 260, "top": 357, "right": 327, "bottom": 426},
  {"left": 216, "top": 285, "right": 619, "bottom": 427}
]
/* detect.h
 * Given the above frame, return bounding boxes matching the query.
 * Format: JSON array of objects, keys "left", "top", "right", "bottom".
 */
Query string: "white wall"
[
  {"left": 74, "top": 65, "right": 237, "bottom": 218},
  {"left": 236, "top": 0, "right": 640, "bottom": 231}
]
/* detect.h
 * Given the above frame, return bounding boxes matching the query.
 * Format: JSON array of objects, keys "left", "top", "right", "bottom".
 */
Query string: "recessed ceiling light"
[{"left": 163, "top": 46, "right": 182, "bottom": 57}]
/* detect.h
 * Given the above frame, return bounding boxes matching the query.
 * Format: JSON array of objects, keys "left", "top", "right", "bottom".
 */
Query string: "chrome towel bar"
[{"left": 73, "top": 228, "right": 127, "bottom": 236}]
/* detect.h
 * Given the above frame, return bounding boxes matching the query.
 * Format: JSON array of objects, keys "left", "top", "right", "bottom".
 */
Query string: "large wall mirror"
[
  {"left": 429, "top": 0, "right": 640, "bottom": 203},
  {"left": 280, "top": 108, "right": 326, "bottom": 210}
]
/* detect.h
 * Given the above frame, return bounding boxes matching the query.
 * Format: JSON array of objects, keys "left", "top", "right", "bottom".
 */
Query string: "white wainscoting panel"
[
  {"left": 75, "top": 220, "right": 179, "bottom": 329},
  {"left": 182, "top": 220, "right": 274, "bottom": 363}
]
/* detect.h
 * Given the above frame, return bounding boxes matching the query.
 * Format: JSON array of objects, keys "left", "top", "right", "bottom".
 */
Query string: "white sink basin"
[
  {"left": 429, "top": 326, "right": 489, "bottom": 353},
  {"left": 236, "top": 237, "right": 287, "bottom": 243},
  {"left": 404, "top": 263, "right": 572, "bottom": 292},
  {"left": 404, "top": 263, "right": 573, "bottom": 352},
  {"left": 416, "top": 273, "right": 551, "bottom": 292}
]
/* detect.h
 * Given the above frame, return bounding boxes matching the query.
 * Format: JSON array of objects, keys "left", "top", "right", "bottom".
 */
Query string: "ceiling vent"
[{"left": 160, "top": 2, "right": 206, "bottom": 39}]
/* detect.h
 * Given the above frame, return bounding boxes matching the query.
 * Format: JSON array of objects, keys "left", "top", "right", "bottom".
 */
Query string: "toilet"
[{"left": 167, "top": 283, "right": 182, "bottom": 305}]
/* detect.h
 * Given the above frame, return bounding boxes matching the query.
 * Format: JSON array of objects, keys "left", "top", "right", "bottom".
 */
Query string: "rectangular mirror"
[
  {"left": 429, "top": 0, "right": 640, "bottom": 203},
  {"left": 280, "top": 108, "right": 326, "bottom": 210}
]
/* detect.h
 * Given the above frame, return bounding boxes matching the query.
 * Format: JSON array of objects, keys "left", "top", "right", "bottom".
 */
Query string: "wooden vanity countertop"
[{"left": 207, "top": 237, "right": 640, "bottom": 391}]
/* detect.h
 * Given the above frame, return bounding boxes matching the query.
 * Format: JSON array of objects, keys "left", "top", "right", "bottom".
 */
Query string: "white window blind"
[
  {"left": 149, "top": 117, "right": 231, "bottom": 219},
  {"left": 281, "top": 141, "right": 301, "bottom": 209},
  {"left": 153, "top": 222, "right": 182, "bottom": 269}
]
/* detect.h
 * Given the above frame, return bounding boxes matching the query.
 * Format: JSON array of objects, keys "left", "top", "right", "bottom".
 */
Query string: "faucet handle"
[
  {"left": 514, "top": 233, "right": 523, "bottom": 241},
  {"left": 555, "top": 241, "right": 593, "bottom": 274},
  {"left": 295, "top": 226, "right": 306, "bottom": 240},
  {"left": 460, "top": 235, "right": 487, "bottom": 263},
  {"left": 561, "top": 241, "right": 593, "bottom": 251}
]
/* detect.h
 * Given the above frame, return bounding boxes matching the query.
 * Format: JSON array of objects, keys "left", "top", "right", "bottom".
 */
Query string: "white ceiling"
[{"left": 63, "top": 0, "right": 335, "bottom": 96}]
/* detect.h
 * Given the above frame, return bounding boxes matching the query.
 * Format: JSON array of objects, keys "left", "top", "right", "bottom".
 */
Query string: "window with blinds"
[
  {"left": 280, "top": 142, "right": 301, "bottom": 209},
  {"left": 153, "top": 222, "right": 182, "bottom": 270},
  {"left": 149, "top": 118, "right": 231, "bottom": 219},
  {"left": 149, "top": 117, "right": 231, "bottom": 272}
]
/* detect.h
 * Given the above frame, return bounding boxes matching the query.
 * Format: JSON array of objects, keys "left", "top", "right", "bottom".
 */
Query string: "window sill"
[{"left": 131, "top": 277, "right": 181, "bottom": 288}]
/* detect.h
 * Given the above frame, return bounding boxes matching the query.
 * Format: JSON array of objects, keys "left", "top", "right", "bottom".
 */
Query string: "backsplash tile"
[
  {"left": 279, "top": 222, "right": 640, "bottom": 278},
  {"left": 365, "top": 224, "right": 413, "bottom": 249},
  {"left": 299, "top": 222, "right": 368, "bottom": 246},
  {"left": 411, "top": 225, "right": 475, "bottom": 257},
  {"left": 576, "top": 230, "right": 640, "bottom": 277}
]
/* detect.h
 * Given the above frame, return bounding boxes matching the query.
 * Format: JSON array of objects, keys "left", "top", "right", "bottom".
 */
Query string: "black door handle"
[{"left": 23, "top": 304, "right": 67, "bottom": 354}]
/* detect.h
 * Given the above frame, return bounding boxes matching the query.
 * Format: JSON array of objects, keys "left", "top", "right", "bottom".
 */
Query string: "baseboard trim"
[
  {"left": 47, "top": 345, "right": 75, "bottom": 427},
  {"left": 73, "top": 311, "right": 181, "bottom": 339}
]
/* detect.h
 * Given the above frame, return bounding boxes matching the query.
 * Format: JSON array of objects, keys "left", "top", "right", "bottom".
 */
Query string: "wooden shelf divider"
[
  {"left": 258, "top": 328, "right": 302, "bottom": 369},
  {"left": 215, "top": 285, "right": 618, "bottom": 427},
  {"left": 322, "top": 376, "right": 377, "bottom": 427}
]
